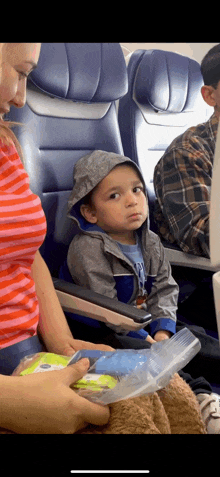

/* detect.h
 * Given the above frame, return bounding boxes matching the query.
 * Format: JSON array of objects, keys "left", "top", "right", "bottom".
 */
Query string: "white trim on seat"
[
  {"left": 164, "top": 247, "right": 218, "bottom": 271},
  {"left": 26, "top": 89, "right": 111, "bottom": 120},
  {"left": 212, "top": 271, "right": 220, "bottom": 341}
]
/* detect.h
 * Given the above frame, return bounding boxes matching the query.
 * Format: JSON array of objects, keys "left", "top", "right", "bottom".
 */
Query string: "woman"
[
  {"left": 0, "top": 43, "right": 112, "bottom": 434},
  {"left": 0, "top": 44, "right": 213, "bottom": 437}
]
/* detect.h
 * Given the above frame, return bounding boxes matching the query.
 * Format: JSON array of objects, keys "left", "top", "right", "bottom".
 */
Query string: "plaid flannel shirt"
[{"left": 153, "top": 113, "right": 219, "bottom": 258}]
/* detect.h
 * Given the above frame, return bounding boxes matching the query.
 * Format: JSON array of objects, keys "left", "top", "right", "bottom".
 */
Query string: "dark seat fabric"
[
  {"left": 118, "top": 50, "right": 220, "bottom": 393},
  {"left": 118, "top": 49, "right": 212, "bottom": 232},
  {"left": 7, "top": 43, "right": 128, "bottom": 276},
  {"left": 8, "top": 43, "right": 157, "bottom": 349},
  {"left": 118, "top": 48, "right": 215, "bottom": 310},
  {"left": 6, "top": 44, "right": 220, "bottom": 392}
]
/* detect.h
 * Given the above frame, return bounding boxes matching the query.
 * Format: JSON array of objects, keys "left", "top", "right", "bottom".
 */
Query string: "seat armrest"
[
  {"left": 163, "top": 241, "right": 218, "bottom": 271},
  {"left": 53, "top": 278, "right": 152, "bottom": 332},
  {"left": 212, "top": 272, "right": 220, "bottom": 342}
]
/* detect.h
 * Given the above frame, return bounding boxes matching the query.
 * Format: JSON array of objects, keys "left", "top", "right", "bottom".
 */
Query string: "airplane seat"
[
  {"left": 5, "top": 44, "right": 220, "bottom": 394},
  {"left": 6, "top": 43, "right": 153, "bottom": 337},
  {"left": 118, "top": 49, "right": 217, "bottom": 273},
  {"left": 118, "top": 49, "right": 212, "bottom": 231},
  {"left": 7, "top": 43, "right": 127, "bottom": 278},
  {"left": 118, "top": 49, "right": 220, "bottom": 394}
]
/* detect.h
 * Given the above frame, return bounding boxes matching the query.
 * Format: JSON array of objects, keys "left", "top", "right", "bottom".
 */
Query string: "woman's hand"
[
  {"left": 0, "top": 358, "right": 110, "bottom": 434},
  {"left": 46, "top": 336, "right": 114, "bottom": 356}
]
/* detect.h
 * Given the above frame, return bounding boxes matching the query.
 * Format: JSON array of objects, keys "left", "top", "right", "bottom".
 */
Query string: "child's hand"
[
  {"left": 154, "top": 330, "right": 172, "bottom": 342},
  {"left": 145, "top": 335, "right": 156, "bottom": 344}
]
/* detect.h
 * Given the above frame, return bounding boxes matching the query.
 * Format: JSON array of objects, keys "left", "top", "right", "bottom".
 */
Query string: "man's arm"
[{"left": 154, "top": 145, "right": 211, "bottom": 257}]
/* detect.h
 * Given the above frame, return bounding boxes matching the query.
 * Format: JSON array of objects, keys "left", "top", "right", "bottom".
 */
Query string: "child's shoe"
[{"left": 197, "top": 393, "right": 220, "bottom": 434}]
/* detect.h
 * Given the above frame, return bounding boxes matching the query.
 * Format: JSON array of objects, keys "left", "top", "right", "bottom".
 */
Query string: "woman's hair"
[
  {"left": 0, "top": 44, "right": 24, "bottom": 162},
  {"left": 0, "top": 119, "right": 24, "bottom": 163}
]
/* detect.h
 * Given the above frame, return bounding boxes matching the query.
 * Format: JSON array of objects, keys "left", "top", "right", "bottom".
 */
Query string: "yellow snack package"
[{"left": 12, "top": 352, "right": 117, "bottom": 398}]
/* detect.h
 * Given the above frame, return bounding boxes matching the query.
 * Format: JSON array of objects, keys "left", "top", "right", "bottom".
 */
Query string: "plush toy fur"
[
  {"left": 0, "top": 373, "right": 206, "bottom": 434},
  {"left": 77, "top": 373, "right": 206, "bottom": 434}
]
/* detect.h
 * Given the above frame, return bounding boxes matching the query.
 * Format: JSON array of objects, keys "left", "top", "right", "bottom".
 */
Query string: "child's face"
[{"left": 82, "top": 164, "right": 148, "bottom": 243}]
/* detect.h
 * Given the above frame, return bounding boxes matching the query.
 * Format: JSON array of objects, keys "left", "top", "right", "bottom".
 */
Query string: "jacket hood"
[{"left": 67, "top": 150, "right": 148, "bottom": 234}]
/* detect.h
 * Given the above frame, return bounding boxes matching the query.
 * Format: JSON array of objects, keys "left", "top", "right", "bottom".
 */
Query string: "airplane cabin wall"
[{"left": 120, "top": 43, "right": 219, "bottom": 64}]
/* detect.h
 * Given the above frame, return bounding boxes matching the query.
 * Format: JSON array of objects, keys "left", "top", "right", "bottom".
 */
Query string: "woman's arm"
[
  {"left": 31, "top": 251, "right": 113, "bottom": 354},
  {"left": 31, "top": 250, "right": 74, "bottom": 353}
]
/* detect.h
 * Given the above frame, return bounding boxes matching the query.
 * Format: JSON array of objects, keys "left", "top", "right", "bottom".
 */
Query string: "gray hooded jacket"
[{"left": 67, "top": 150, "right": 178, "bottom": 337}]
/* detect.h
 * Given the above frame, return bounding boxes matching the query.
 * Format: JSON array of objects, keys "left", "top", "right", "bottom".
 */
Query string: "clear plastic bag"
[
  {"left": 12, "top": 352, "right": 72, "bottom": 375},
  {"left": 69, "top": 327, "right": 201, "bottom": 404},
  {"left": 12, "top": 328, "right": 201, "bottom": 405}
]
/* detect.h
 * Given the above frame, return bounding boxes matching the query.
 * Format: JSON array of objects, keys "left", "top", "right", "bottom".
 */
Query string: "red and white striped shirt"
[{"left": 0, "top": 140, "right": 47, "bottom": 349}]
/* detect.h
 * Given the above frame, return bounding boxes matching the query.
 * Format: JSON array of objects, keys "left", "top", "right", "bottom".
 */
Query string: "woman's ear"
[
  {"left": 201, "top": 85, "right": 217, "bottom": 107},
  {"left": 80, "top": 204, "right": 97, "bottom": 224}
]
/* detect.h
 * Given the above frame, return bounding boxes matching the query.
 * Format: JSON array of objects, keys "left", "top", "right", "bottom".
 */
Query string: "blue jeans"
[{"left": 0, "top": 335, "right": 45, "bottom": 375}]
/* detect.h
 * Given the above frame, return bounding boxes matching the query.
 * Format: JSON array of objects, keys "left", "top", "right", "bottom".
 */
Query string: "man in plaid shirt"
[{"left": 154, "top": 44, "right": 220, "bottom": 258}]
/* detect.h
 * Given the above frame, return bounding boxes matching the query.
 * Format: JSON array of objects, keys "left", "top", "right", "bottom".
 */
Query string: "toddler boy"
[
  {"left": 66, "top": 150, "right": 179, "bottom": 343},
  {"left": 65, "top": 151, "right": 220, "bottom": 434}
]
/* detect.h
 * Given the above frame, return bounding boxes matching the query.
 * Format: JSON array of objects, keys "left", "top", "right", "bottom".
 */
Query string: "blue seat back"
[
  {"left": 118, "top": 49, "right": 212, "bottom": 232},
  {"left": 7, "top": 43, "right": 128, "bottom": 276}
]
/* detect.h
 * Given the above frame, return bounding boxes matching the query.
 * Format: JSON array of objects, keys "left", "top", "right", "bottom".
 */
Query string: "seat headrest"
[
  {"left": 30, "top": 43, "right": 128, "bottom": 102},
  {"left": 134, "top": 50, "right": 203, "bottom": 113}
]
